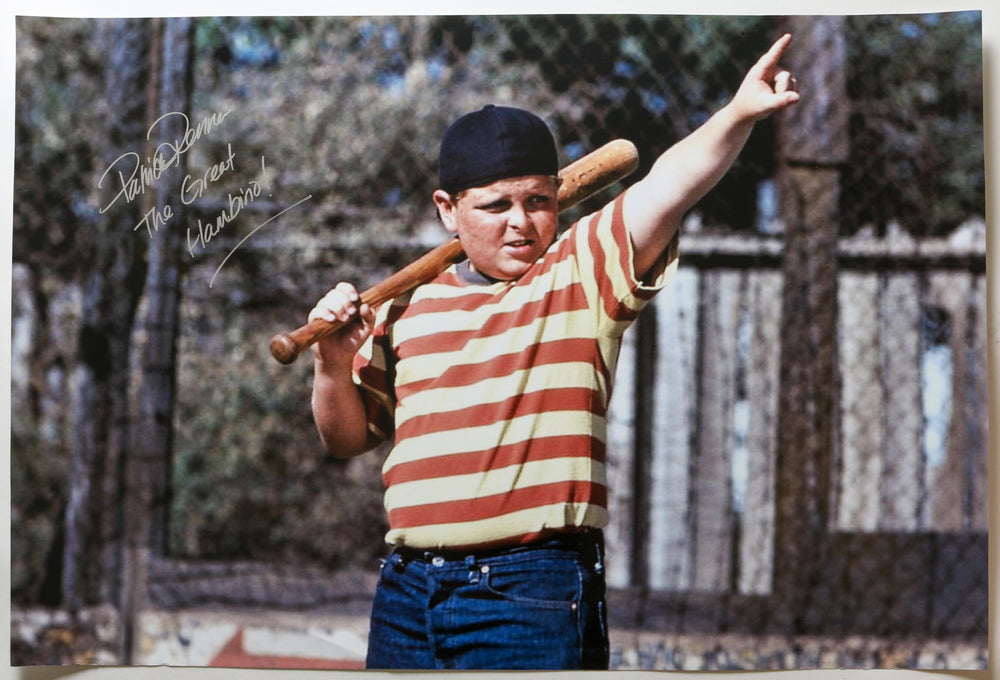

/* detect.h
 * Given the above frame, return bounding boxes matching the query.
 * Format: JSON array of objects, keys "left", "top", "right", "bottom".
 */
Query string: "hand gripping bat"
[{"left": 269, "top": 138, "right": 639, "bottom": 364}]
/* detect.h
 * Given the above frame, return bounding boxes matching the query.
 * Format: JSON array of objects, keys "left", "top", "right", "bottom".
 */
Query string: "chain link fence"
[
  {"left": 12, "top": 13, "right": 986, "bottom": 669},
  {"left": 179, "top": 11, "right": 988, "bottom": 660}
]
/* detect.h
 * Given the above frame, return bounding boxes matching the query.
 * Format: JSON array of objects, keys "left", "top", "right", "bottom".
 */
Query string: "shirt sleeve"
[
  {"left": 351, "top": 301, "right": 398, "bottom": 443},
  {"left": 565, "top": 192, "right": 679, "bottom": 338}
]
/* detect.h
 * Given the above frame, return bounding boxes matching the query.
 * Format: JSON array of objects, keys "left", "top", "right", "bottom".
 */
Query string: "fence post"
[{"left": 771, "top": 16, "right": 849, "bottom": 633}]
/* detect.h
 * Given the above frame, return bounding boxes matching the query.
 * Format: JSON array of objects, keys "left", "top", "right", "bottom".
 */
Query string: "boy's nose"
[{"left": 507, "top": 203, "right": 529, "bottom": 229}]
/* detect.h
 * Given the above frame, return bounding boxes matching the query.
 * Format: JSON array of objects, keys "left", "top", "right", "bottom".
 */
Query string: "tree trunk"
[
  {"left": 62, "top": 18, "right": 151, "bottom": 612},
  {"left": 120, "top": 16, "right": 194, "bottom": 664},
  {"left": 771, "top": 15, "right": 849, "bottom": 633}
]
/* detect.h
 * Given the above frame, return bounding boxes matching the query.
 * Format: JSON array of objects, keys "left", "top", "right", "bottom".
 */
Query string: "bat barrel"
[{"left": 557, "top": 139, "right": 640, "bottom": 211}]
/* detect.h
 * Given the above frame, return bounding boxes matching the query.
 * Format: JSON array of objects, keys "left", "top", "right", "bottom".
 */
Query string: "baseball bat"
[{"left": 270, "top": 138, "right": 639, "bottom": 364}]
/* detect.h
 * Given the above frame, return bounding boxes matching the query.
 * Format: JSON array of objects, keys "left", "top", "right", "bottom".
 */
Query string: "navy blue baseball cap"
[{"left": 438, "top": 105, "right": 559, "bottom": 194}]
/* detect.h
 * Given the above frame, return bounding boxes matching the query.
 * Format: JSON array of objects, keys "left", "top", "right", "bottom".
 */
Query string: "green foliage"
[
  {"left": 14, "top": 17, "right": 104, "bottom": 277},
  {"left": 188, "top": 16, "right": 554, "bottom": 227},
  {"left": 169, "top": 292, "right": 388, "bottom": 569},
  {"left": 844, "top": 12, "right": 983, "bottom": 236},
  {"left": 183, "top": 14, "right": 983, "bottom": 238},
  {"left": 429, "top": 15, "right": 780, "bottom": 229}
]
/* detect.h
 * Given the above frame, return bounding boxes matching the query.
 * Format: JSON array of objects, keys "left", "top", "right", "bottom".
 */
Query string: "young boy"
[{"left": 308, "top": 34, "right": 799, "bottom": 670}]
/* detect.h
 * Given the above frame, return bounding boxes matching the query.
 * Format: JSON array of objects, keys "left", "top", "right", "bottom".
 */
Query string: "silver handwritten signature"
[{"left": 98, "top": 109, "right": 231, "bottom": 222}]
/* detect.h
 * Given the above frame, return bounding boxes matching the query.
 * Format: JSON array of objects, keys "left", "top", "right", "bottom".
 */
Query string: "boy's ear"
[{"left": 433, "top": 189, "right": 459, "bottom": 234}]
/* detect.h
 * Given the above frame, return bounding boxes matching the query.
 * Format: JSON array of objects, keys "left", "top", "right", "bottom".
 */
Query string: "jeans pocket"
[{"left": 481, "top": 556, "right": 582, "bottom": 609}]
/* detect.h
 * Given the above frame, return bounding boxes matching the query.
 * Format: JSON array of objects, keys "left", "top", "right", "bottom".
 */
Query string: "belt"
[{"left": 392, "top": 528, "right": 604, "bottom": 564}]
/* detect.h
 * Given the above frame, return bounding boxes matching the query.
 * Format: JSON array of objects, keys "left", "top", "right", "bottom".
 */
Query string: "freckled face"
[{"left": 433, "top": 175, "right": 560, "bottom": 281}]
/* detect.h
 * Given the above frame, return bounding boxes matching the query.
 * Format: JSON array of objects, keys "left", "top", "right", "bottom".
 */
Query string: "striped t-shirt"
[{"left": 352, "top": 193, "right": 677, "bottom": 550}]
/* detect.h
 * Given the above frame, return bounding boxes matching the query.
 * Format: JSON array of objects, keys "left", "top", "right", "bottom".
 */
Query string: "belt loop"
[
  {"left": 591, "top": 529, "right": 605, "bottom": 574},
  {"left": 392, "top": 545, "right": 417, "bottom": 567},
  {"left": 465, "top": 554, "right": 480, "bottom": 583}
]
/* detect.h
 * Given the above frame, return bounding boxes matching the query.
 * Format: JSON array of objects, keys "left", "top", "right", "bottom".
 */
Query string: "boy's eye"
[
  {"left": 478, "top": 200, "right": 511, "bottom": 212},
  {"left": 473, "top": 194, "right": 553, "bottom": 213}
]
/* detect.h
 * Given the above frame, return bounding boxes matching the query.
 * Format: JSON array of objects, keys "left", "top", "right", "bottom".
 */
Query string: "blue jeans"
[{"left": 364, "top": 530, "right": 609, "bottom": 670}]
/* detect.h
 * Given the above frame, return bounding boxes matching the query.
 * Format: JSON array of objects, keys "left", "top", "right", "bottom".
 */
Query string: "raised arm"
[{"left": 624, "top": 34, "right": 801, "bottom": 278}]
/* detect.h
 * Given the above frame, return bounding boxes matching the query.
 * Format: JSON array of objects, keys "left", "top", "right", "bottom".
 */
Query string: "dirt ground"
[{"left": 11, "top": 605, "right": 989, "bottom": 671}]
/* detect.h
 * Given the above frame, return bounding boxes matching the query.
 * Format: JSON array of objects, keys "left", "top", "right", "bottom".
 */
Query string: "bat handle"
[
  {"left": 269, "top": 239, "right": 468, "bottom": 364},
  {"left": 270, "top": 318, "right": 347, "bottom": 365}
]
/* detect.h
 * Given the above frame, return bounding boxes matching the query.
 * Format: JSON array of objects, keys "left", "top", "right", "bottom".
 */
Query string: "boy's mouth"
[{"left": 503, "top": 239, "right": 537, "bottom": 257}]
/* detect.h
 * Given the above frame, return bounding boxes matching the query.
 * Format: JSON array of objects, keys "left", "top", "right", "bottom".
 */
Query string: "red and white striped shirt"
[{"left": 352, "top": 193, "right": 676, "bottom": 550}]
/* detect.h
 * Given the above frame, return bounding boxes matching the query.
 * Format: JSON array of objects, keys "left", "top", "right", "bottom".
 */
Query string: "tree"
[
  {"left": 62, "top": 18, "right": 151, "bottom": 611},
  {"left": 116, "top": 18, "right": 196, "bottom": 662},
  {"left": 843, "top": 12, "right": 983, "bottom": 237},
  {"left": 772, "top": 15, "right": 848, "bottom": 632},
  {"left": 12, "top": 17, "right": 104, "bottom": 604}
]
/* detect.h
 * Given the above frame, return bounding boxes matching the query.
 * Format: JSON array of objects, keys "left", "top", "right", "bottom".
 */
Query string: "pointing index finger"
[{"left": 757, "top": 33, "right": 793, "bottom": 72}]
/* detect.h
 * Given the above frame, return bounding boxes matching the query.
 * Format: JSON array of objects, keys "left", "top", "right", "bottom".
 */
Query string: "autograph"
[
  {"left": 98, "top": 108, "right": 311, "bottom": 288},
  {"left": 208, "top": 195, "right": 312, "bottom": 288},
  {"left": 184, "top": 153, "right": 313, "bottom": 288},
  {"left": 181, "top": 142, "right": 236, "bottom": 206},
  {"left": 99, "top": 109, "right": 231, "bottom": 218},
  {"left": 186, "top": 153, "right": 270, "bottom": 257}
]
